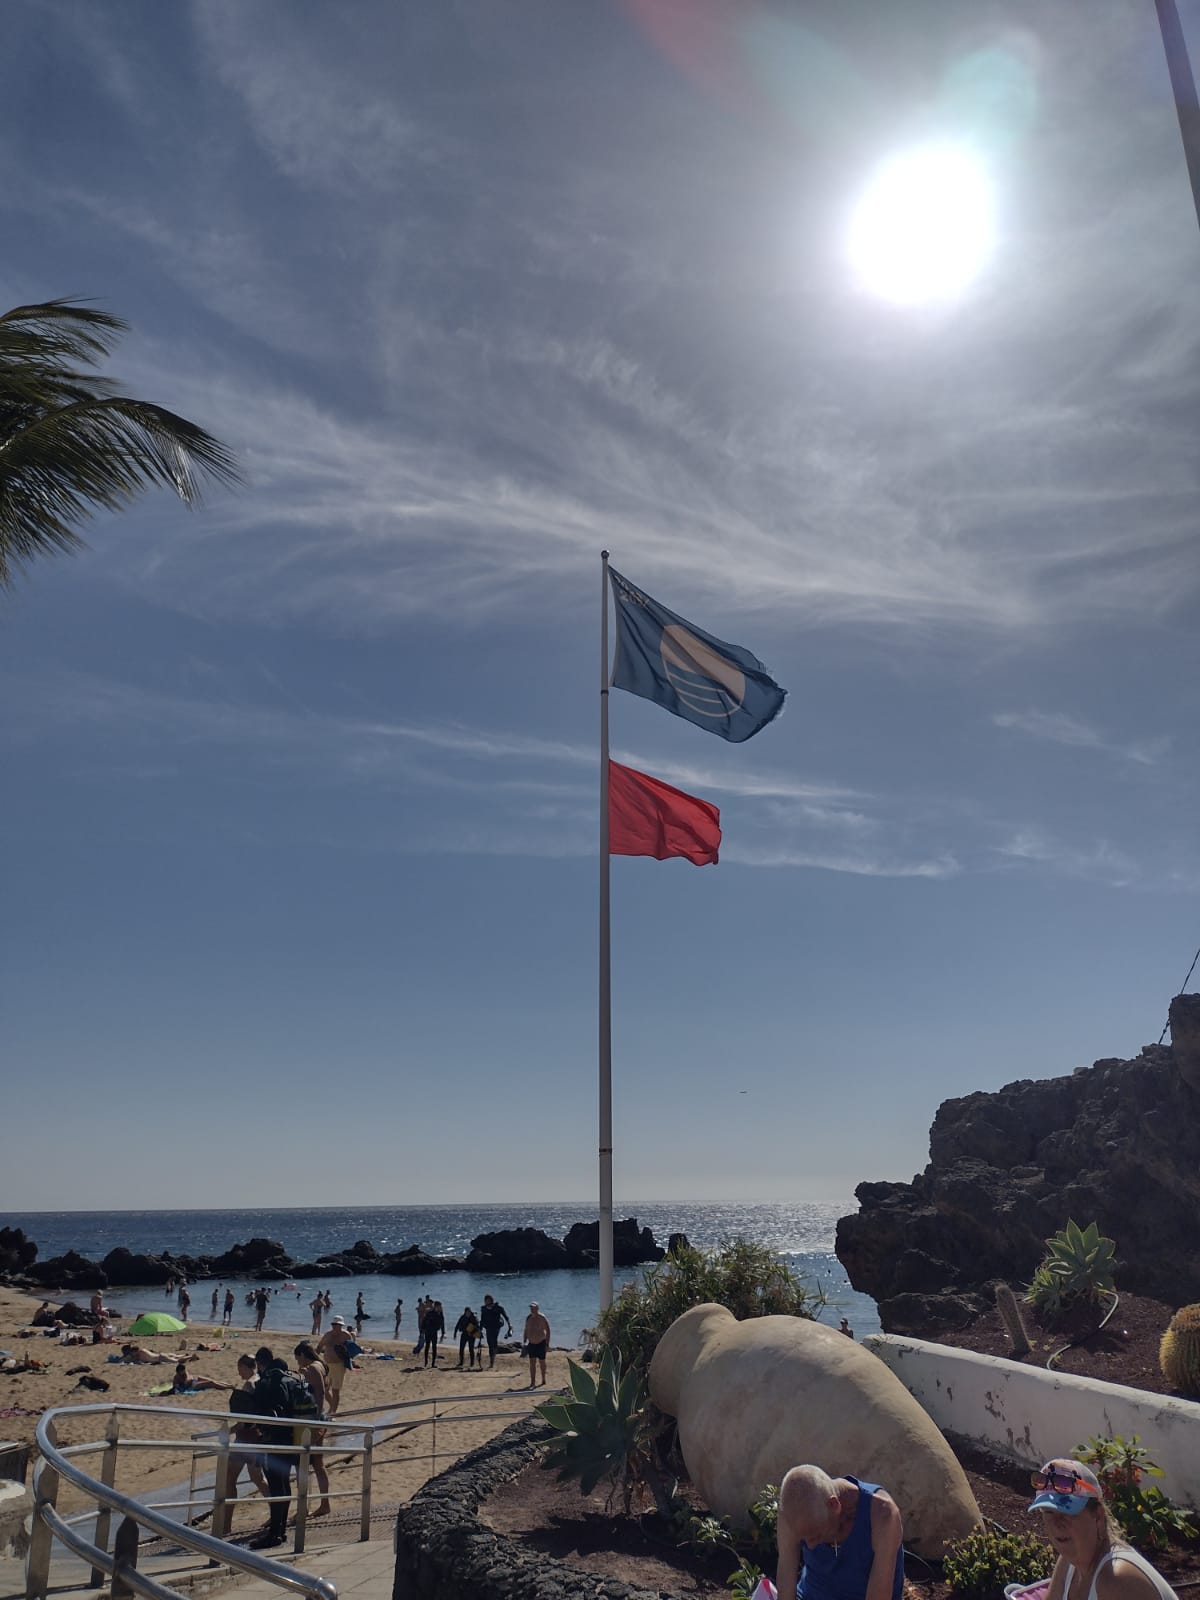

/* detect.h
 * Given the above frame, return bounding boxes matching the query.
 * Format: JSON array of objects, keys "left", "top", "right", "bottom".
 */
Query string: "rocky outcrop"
[
  {"left": 25, "top": 1251, "right": 107, "bottom": 1290},
  {"left": 207, "top": 1238, "right": 291, "bottom": 1276},
  {"left": 101, "top": 1248, "right": 173, "bottom": 1286},
  {"left": 0, "top": 1228, "right": 36, "bottom": 1275},
  {"left": 466, "top": 1228, "right": 568, "bottom": 1272},
  {"left": 562, "top": 1220, "right": 664, "bottom": 1267},
  {"left": 837, "top": 1005, "right": 1200, "bottom": 1333}
]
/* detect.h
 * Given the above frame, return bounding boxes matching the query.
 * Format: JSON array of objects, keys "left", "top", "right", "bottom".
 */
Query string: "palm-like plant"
[{"left": 0, "top": 298, "right": 240, "bottom": 586}]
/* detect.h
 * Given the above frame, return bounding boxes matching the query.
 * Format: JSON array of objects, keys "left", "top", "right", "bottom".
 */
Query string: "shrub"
[
  {"left": 535, "top": 1345, "right": 674, "bottom": 1514},
  {"left": 1159, "top": 1303, "right": 1200, "bottom": 1397},
  {"left": 943, "top": 1524, "right": 1054, "bottom": 1600},
  {"left": 1023, "top": 1220, "right": 1116, "bottom": 1320},
  {"left": 586, "top": 1237, "right": 824, "bottom": 1379},
  {"left": 1074, "top": 1434, "right": 1197, "bottom": 1550}
]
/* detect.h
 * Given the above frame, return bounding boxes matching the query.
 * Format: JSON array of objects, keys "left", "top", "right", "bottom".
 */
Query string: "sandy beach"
[{"left": 0, "top": 1284, "right": 573, "bottom": 1535}]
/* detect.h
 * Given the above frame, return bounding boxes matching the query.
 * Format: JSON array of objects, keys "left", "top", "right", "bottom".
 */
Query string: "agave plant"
[
  {"left": 1024, "top": 1220, "right": 1116, "bottom": 1317},
  {"left": 536, "top": 1346, "right": 648, "bottom": 1509}
]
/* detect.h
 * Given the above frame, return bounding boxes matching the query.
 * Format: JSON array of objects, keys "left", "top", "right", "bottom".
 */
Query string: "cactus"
[
  {"left": 1160, "top": 1303, "right": 1200, "bottom": 1397},
  {"left": 995, "top": 1282, "right": 1032, "bottom": 1355}
]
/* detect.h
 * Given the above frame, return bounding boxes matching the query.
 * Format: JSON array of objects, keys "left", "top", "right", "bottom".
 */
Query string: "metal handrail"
[
  {"left": 30, "top": 1407, "right": 338, "bottom": 1600},
  {"left": 26, "top": 1387, "right": 541, "bottom": 1600}
]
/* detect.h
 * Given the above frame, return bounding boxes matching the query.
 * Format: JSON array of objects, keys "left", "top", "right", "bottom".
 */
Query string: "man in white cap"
[
  {"left": 522, "top": 1302, "right": 550, "bottom": 1388},
  {"left": 316, "top": 1314, "right": 352, "bottom": 1415}
]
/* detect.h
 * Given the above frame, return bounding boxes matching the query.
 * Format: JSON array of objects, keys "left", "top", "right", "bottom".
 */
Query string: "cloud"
[
  {"left": 993, "top": 710, "right": 1169, "bottom": 766},
  {"left": 992, "top": 827, "right": 1140, "bottom": 887}
]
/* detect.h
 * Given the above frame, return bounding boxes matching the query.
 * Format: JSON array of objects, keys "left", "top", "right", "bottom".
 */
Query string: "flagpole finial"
[{"left": 601, "top": 549, "right": 609, "bottom": 560}]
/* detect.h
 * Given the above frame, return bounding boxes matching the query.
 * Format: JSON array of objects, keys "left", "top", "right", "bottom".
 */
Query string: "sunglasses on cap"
[{"left": 1030, "top": 1468, "right": 1099, "bottom": 1498}]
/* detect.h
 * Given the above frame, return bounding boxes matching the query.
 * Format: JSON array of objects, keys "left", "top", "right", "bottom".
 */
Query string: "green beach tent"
[{"left": 128, "top": 1312, "right": 186, "bottom": 1335}]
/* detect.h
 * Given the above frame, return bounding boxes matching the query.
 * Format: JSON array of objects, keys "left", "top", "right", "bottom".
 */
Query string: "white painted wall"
[{"left": 863, "top": 1335, "right": 1200, "bottom": 1511}]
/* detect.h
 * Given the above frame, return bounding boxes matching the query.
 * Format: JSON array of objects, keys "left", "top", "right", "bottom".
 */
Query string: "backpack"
[{"left": 256, "top": 1365, "right": 315, "bottom": 1421}]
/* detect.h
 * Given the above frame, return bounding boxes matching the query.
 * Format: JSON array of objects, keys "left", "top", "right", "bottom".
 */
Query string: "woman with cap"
[{"left": 1028, "top": 1459, "right": 1179, "bottom": 1600}]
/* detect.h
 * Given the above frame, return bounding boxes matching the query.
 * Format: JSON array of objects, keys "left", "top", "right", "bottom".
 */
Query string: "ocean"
[{"left": 2, "top": 1201, "right": 879, "bottom": 1342}]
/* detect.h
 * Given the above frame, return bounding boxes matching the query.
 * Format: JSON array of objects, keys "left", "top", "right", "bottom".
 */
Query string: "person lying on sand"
[
  {"left": 171, "top": 1361, "right": 230, "bottom": 1393},
  {"left": 120, "top": 1344, "right": 180, "bottom": 1365}
]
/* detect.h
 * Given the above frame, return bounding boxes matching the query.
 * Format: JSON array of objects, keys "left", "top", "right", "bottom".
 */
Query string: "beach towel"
[
  {"left": 148, "top": 1383, "right": 201, "bottom": 1396},
  {"left": 0, "top": 1406, "right": 42, "bottom": 1418}
]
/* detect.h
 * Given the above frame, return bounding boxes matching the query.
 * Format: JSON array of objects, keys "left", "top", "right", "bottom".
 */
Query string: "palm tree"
[{"left": 0, "top": 298, "right": 240, "bottom": 586}]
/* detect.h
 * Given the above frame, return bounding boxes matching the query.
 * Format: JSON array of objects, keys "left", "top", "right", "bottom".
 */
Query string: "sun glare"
[{"left": 847, "top": 144, "right": 994, "bottom": 305}]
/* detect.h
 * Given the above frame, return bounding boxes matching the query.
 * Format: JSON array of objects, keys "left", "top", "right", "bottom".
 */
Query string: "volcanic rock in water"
[
  {"left": 208, "top": 1238, "right": 293, "bottom": 1276},
  {"left": 562, "top": 1219, "right": 665, "bottom": 1267},
  {"left": 26, "top": 1251, "right": 107, "bottom": 1291},
  {"left": 101, "top": 1248, "right": 174, "bottom": 1286},
  {"left": 0, "top": 1227, "right": 37, "bottom": 1275},
  {"left": 837, "top": 998, "right": 1200, "bottom": 1333},
  {"left": 465, "top": 1228, "right": 568, "bottom": 1271}
]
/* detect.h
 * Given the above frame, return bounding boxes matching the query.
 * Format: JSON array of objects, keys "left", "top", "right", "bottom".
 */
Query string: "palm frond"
[
  {"left": 0, "top": 394, "right": 242, "bottom": 586},
  {"left": 0, "top": 299, "right": 128, "bottom": 368},
  {"left": 0, "top": 298, "right": 242, "bottom": 586}
]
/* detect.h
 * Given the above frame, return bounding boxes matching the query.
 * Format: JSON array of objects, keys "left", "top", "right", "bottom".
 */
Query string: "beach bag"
[{"left": 343, "top": 1338, "right": 362, "bottom": 1360}]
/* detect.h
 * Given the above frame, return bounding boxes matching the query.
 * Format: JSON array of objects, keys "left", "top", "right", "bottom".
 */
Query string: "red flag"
[{"left": 608, "top": 760, "right": 721, "bottom": 866}]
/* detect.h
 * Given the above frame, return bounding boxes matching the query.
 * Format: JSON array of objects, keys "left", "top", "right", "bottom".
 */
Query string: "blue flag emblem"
[{"left": 608, "top": 566, "right": 786, "bottom": 742}]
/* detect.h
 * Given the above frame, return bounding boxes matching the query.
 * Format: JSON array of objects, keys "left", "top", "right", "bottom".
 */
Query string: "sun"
[{"left": 847, "top": 144, "right": 994, "bottom": 305}]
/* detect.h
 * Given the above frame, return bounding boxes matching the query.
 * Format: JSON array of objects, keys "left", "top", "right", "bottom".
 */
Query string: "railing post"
[
  {"left": 430, "top": 1399, "right": 437, "bottom": 1476},
  {"left": 294, "top": 1429, "right": 310, "bottom": 1555},
  {"left": 26, "top": 1421, "right": 59, "bottom": 1600},
  {"left": 90, "top": 1411, "right": 122, "bottom": 1587},
  {"left": 359, "top": 1428, "right": 373, "bottom": 1543},
  {"left": 210, "top": 1420, "right": 231, "bottom": 1551},
  {"left": 188, "top": 1428, "right": 200, "bottom": 1515},
  {"left": 110, "top": 1514, "right": 139, "bottom": 1600}
]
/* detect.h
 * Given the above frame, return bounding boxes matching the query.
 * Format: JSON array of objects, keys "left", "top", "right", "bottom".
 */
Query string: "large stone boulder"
[
  {"left": 837, "top": 1021, "right": 1200, "bottom": 1331},
  {"left": 649, "top": 1303, "right": 980, "bottom": 1557},
  {"left": 25, "top": 1251, "right": 106, "bottom": 1291},
  {"left": 0, "top": 1228, "right": 36, "bottom": 1276},
  {"left": 465, "top": 1228, "right": 568, "bottom": 1271},
  {"left": 207, "top": 1238, "right": 292, "bottom": 1276},
  {"left": 101, "top": 1248, "right": 173, "bottom": 1286},
  {"left": 562, "top": 1219, "right": 664, "bottom": 1267}
]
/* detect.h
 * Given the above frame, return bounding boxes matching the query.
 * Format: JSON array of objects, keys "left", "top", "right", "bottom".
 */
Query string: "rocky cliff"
[{"left": 836, "top": 994, "right": 1200, "bottom": 1334}]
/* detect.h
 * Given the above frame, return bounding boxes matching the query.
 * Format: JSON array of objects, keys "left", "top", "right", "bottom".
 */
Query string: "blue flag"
[{"left": 608, "top": 566, "right": 786, "bottom": 742}]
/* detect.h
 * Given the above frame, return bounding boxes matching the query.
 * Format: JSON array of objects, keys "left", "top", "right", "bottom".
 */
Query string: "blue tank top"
[{"left": 796, "top": 1478, "right": 903, "bottom": 1600}]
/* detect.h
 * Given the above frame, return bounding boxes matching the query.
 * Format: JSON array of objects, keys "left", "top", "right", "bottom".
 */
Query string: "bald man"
[{"left": 776, "top": 1465, "right": 903, "bottom": 1600}]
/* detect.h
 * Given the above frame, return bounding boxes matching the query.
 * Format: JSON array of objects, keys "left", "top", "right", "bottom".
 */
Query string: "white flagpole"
[{"left": 599, "top": 550, "right": 614, "bottom": 1314}]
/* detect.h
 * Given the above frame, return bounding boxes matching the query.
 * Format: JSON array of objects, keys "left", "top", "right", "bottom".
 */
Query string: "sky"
[{"left": 3, "top": 0, "right": 1200, "bottom": 1214}]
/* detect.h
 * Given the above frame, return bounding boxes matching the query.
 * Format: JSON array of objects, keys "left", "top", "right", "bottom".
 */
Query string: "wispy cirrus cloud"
[
  {"left": 993, "top": 709, "right": 1169, "bottom": 766},
  {"left": 992, "top": 827, "right": 1140, "bottom": 888}
]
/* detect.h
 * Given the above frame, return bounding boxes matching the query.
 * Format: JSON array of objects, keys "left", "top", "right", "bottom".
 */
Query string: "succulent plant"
[
  {"left": 1024, "top": 1219, "right": 1116, "bottom": 1317},
  {"left": 536, "top": 1345, "right": 646, "bottom": 1505},
  {"left": 1159, "top": 1303, "right": 1200, "bottom": 1397}
]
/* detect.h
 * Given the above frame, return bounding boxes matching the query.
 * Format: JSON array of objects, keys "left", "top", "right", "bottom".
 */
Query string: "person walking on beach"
[
  {"left": 412, "top": 1295, "right": 430, "bottom": 1358},
  {"left": 393, "top": 1298, "right": 403, "bottom": 1340},
  {"left": 223, "top": 1288, "right": 235, "bottom": 1326},
  {"left": 523, "top": 1303, "right": 550, "bottom": 1388},
  {"left": 421, "top": 1300, "right": 444, "bottom": 1368},
  {"left": 224, "top": 1354, "right": 269, "bottom": 1510},
  {"left": 354, "top": 1291, "right": 366, "bottom": 1333},
  {"left": 455, "top": 1306, "right": 481, "bottom": 1369},
  {"left": 775, "top": 1464, "right": 904, "bottom": 1600},
  {"left": 254, "top": 1287, "right": 269, "bottom": 1333},
  {"left": 292, "top": 1341, "right": 332, "bottom": 1518},
  {"left": 178, "top": 1285, "right": 191, "bottom": 1323},
  {"left": 479, "top": 1295, "right": 512, "bottom": 1369},
  {"left": 310, "top": 1292, "right": 325, "bottom": 1337},
  {"left": 248, "top": 1347, "right": 307, "bottom": 1548},
  {"left": 316, "top": 1316, "right": 353, "bottom": 1415}
]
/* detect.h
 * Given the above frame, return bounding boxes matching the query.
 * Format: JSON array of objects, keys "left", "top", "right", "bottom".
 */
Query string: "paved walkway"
[{"left": 204, "top": 1538, "right": 396, "bottom": 1600}]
